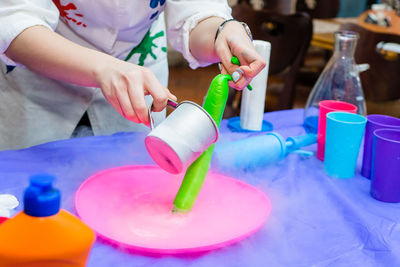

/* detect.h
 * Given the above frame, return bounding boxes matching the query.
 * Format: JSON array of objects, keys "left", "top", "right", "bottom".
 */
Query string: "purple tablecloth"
[{"left": 1, "top": 109, "right": 399, "bottom": 266}]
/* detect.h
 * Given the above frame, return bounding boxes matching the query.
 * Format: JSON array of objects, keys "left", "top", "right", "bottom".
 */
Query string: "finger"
[
  {"left": 166, "top": 88, "right": 177, "bottom": 101},
  {"left": 101, "top": 84, "right": 127, "bottom": 119},
  {"left": 142, "top": 69, "right": 169, "bottom": 112},
  {"left": 114, "top": 82, "right": 139, "bottom": 123},
  {"left": 215, "top": 41, "right": 237, "bottom": 75},
  {"left": 216, "top": 42, "right": 256, "bottom": 90},
  {"left": 126, "top": 79, "right": 150, "bottom": 126},
  {"left": 235, "top": 49, "right": 266, "bottom": 79},
  {"left": 228, "top": 72, "right": 251, "bottom": 90},
  {"left": 218, "top": 62, "right": 230, "bottom": 76},
  {"left": 218, "top": 56, "right": 246, "bottom": 90},
  {"left": 111, "top": 97, "right": 125, "bottom": 119},
  {"left": 218, "top": 42, "right": 256, "bottom": 86},
  {"left": 240, "top": 59, "right": 266, "bottom": 79},
  {"left": 231, "top": 51, "right": 265, "bottom": 89}
]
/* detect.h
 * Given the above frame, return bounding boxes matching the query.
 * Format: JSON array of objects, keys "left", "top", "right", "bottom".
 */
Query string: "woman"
[{"left": 0, "top": 0, "right": 265, "bottom": 150}]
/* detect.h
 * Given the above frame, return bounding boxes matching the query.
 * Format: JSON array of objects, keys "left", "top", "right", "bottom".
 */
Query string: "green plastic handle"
[
  {"left": 172, "top": 74, "right": 232, "bottom": 212},
  {"left": 230, "top": 56, "right": 253, "bottom": 91},
  {"left": 231, "top": 56, "right": 240, "bottom": 66}
]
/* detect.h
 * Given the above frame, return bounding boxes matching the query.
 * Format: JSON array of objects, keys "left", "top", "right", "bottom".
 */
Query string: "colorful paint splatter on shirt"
[
  {"left": 53, "top": 0, "right": 86, "bottom": 27},
  {"left": 150, "top": 0, "right": 166, "bottom": 9},
  {"left": 6, "top": 66, "right": 15, "bottom": 74},
  {"left": 124, "top": 30, "right": 167, "bottom": 66},
  {"left": 149, "top": 0, "right": 166, "bottom": 20}
]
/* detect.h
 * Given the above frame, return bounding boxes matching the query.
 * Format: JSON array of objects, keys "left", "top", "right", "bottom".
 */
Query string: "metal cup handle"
[
  {"left": 167, "top": 99, "right": 178, "bottom": 109},
  {"left": 148, "top": 99, "right": 179, "bottom": 130}
]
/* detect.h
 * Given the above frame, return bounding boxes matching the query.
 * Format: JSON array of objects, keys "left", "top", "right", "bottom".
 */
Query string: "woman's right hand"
[
  {"left": 95, "top": 58, "right": 176, "bottom": 126},
  {"left": 5, "top": 25, "right": 175, "bottom": 126}
]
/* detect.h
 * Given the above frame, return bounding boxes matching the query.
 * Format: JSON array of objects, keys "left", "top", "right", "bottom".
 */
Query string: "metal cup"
[{"left": 145, "top": 100, "right": 219, "bottom": 174}]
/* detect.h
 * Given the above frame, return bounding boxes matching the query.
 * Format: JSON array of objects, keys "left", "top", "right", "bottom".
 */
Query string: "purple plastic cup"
[
  {"left": 361, "top": 115, "right": 400, "bottom": 179},
  {"left": 370, "top": 129, "right": 400, "bottom": 203}
]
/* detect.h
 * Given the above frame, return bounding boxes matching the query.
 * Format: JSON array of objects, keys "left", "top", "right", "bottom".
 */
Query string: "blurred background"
[{"left": 167, "top": 0, "right": 400, "bottom": 118}]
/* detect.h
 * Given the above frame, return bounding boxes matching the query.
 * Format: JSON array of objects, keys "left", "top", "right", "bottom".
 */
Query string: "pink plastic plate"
[{"left": 75, "top": 165, "right": 271, "bottom": 254}]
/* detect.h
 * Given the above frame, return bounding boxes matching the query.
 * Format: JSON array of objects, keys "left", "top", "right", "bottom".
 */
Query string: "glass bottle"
[{"left": 303, "top": 31, "right": 368, "bottom": 133}]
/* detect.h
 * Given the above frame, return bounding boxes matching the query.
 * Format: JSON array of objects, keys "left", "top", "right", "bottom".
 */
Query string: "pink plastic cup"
[{"left": 317, "top": 100, "right": 357, "bottom": 161}]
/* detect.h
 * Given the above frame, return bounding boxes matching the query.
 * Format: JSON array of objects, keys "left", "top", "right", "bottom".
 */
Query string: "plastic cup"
[
  {"left": 317, "top": 100, "right": 357, "bottom": 161},
  {"left": 370, "top": 129, "right": 400, "bottom": 203},
  {"left": 361, "top": 115, "right": 400, "bottom": 179},
  {"left": 324, "top": 112, "right": 367, "bottom": 178}
]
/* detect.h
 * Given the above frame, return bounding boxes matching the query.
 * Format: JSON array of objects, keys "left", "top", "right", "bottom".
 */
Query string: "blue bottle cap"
[{"left": 24, "top": 174, "right": 61, "bottom": 217}]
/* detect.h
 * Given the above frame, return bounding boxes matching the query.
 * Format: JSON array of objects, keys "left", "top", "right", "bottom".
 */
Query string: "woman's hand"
[
  {"left": 5, "top": 26, "right": 176, "bottom": 127},
  {"left": 214, "top": 20, "right": 266, "bottom": 90},
  {"left": 189, "top": 17, "right": 266, "bottom": 90},
  {"left": 94, "top": 58, "right": 176, "bottom": 125}
]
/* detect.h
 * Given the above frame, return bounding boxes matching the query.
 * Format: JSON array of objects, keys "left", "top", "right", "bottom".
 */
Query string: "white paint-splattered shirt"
[
  {"left": 0, "top": 0, "right": 232, "bottom": 68},
  {"left": 0, "top": 0, "right": 232, "bottom": 150}
]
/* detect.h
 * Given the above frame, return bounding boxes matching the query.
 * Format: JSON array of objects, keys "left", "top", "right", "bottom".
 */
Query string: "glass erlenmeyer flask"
[{"left": 303, "top": 31, "right": 368, "bottom": 133}]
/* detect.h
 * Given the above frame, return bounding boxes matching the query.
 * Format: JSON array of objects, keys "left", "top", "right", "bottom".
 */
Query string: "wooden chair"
[
  {"left": 339, "top": 23, "right": 400, "bottom": 102},
  {"left": 261, "top": 0, "right": 294, "bottom": 14},
  {"left": 227, "top": 2, "right": 313, "bottom": 113},
  {"left": 236, "top": 0, "right": 295, "bottom": 13},
  {"left": 296, "top": 0, "right": 340, "bottom": 19}
]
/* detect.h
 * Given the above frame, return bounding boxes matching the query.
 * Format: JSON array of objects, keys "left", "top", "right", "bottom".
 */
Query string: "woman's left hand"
[{"left": 214, "top": 20, "right": 266, "bottom": 90}]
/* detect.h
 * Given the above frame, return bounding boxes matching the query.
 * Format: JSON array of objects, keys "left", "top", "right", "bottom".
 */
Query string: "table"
[
  {"left": 1, "top": 109, "right": 399, "bottom": 266},
  {"left": 312, "top": 10, "right": 400, "bottom": 50},
  {"left": 357, "top": 10, "right": 400, "bottom": 36},
  {"left": 312, "top": 17, "right": 358, "bottom": 50}
]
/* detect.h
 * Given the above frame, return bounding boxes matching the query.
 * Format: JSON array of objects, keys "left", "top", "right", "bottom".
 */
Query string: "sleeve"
[
  {"left": 0, "top": 0, "right": 59, "bottom": 66},
  {"left": 165, "top": 0, "right": 232, "bottom": 69}
]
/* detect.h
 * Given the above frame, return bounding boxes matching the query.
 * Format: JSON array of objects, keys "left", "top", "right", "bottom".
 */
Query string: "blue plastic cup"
[{"left": 324, "top": 112, "right": 367, "bottom": 178}]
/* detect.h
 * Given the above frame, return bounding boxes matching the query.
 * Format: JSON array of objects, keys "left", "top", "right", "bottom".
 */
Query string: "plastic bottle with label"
[{"left": 0, "top": 174, "right": 96, "bottom": 267}]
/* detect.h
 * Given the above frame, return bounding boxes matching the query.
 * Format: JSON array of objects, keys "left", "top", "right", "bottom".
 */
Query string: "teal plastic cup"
[{"left": 324, "top": 112, "right": 367, "bottom": 178}]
